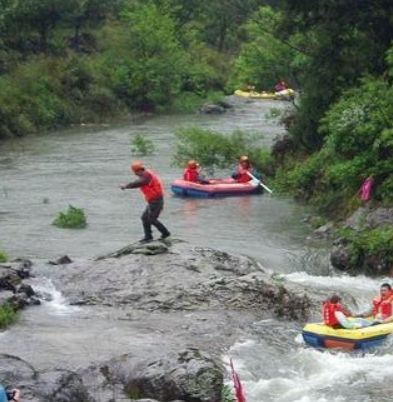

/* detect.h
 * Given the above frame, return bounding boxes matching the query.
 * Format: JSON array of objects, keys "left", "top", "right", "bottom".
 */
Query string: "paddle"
[{"left": 246, "top": 171, "right": 274, "bottom": 194}]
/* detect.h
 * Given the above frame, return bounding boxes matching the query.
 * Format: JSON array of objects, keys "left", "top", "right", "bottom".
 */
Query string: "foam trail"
[{"left": 284, "top": 272, "right": 383, "bottom": 293}]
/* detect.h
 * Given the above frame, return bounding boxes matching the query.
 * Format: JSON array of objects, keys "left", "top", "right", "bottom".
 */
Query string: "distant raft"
[
  {"left": 302, "top": 321, "right": 393, "bottom": 350},
  {"left": 234, "top": 88, "right": 295, "bottom": 100},
  {"left": 171, "top": 178, "right": 262, "bottom": 198}
]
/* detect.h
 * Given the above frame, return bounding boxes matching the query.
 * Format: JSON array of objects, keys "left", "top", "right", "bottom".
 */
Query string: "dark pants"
[{"left": 141, "top": 198, "right": 170, "bottom": 239}]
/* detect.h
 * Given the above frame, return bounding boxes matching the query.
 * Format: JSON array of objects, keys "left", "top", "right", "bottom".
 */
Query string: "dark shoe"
[
  {"left": 139, "top": 237, "right": 153, "bottom": 244},
  {"left": 159, "top": 232, "right": 171, "bottom": 240}
]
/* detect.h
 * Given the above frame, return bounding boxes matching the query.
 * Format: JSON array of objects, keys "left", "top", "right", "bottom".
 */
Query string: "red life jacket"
[
  {"left": 236, "top": 164, "right": 253, "bottom": 183},
  {"left": 139, "top": 170, "right": 163, "bottom": 202},
  {"left": 323, "top": 302, "right": 349, "bottom": 327},
  {"left": 183, "top": 168, "right": 199, "bottom": 182},
  {"left": 372, "top": 292, "right": 393, "bottom": 320}
]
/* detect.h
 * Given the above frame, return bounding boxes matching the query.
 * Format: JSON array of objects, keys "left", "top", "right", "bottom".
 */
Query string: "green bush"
[
  {"left": 0, "top": 303, "right": 18, "bottom": 329},
  {"left": 0, "top": 250, "right": 8, "bottom": 263},
  {"left": 53, "top": 205, "right": 87, "bottom": 229},
  {"left": 131, "top": 134, "right": 155, "bottom": 156},
  {"left": 341, "top": 227, "right": 393, "bottom": 275},
  {"left": 173, "top": 126, "right": 271, "bottom": 175}
]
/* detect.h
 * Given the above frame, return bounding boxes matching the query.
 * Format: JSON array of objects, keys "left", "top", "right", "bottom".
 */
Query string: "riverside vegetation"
[{"left": 0, "top": 0, "right": 280, "bottom": 139}]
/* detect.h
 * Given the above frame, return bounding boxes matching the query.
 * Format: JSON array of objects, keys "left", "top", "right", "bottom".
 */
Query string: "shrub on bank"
[
  {"left": 53, "top": 205, "right": 87, "bottom": 229},
  {"left": 0, "top": 303, "right": 18, "bottom": 329},
  {"left": 337, "top": 227, "right": 393, "bottom": 276}
]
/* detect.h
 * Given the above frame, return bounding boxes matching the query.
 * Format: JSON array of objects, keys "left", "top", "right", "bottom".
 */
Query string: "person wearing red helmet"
[
  {"left": 183, "top": 160, "right": 200, "bottom": 183},
  {"left": 121, "top": 161, "right": 170, "bottom": 243},
  {"left": 232, "top": 155, "right": 261, "bottom": 183}
]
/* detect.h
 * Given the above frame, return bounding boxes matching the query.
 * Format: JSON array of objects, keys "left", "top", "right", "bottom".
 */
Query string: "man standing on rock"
[{"left": 121, "top": 161, "right": 171, "bottom": 243}]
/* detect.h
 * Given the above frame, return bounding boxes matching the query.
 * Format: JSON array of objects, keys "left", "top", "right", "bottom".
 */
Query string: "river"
[{"left": 0, "top": 98, "right": 389, "bottom": 402}]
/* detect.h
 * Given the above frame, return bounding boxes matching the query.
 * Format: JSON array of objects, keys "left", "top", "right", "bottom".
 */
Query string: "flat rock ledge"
[{"left": 53, "top": 242, "right": 310, "bottom": 320}]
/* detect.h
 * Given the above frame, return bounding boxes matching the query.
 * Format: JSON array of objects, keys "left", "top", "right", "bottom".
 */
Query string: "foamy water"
[{"left": 225, "top": 336, "right": 393, "bottom": 402}]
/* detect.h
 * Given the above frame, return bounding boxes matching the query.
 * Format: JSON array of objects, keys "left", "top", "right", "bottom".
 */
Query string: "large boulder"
[
  {"left": 364, "top": 208, "right": 393, "bottom": 229},
  {"left": 330, "top": 247, "right": 350, "bottom": 271},
  {"left": 34, "top": 370, "right": 90, "bottom": 402},
  {"left": 114, "top": 349, "right": 223, "bottom": 402}
]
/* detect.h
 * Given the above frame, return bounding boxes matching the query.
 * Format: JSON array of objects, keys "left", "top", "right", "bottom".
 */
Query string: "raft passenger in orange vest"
[
  {"left": 357, "top": 283, "right": 393, "bottom": 324},
  {"left": 121, "top": 161, "right": 170, "bottom": 243},
  {"left": 232, "top": 155, "right": 261, "bottom": 183},
  {"left": 323, "top": 295, "right": 351, "bottom": 328},
  {"left": 183, "top": 160, "right": 201, "bottom": 183},
  {"left": 323, "top": 295, "right": 371, "bottom": 329}
]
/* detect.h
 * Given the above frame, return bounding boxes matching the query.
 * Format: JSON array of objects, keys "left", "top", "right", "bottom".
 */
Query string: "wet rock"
[
  {"left": 345, "top": 207, "right": 368, "bottom": 230},
  {"left": 0, "top": 354, "right": 36, "bottom": 384},
  {"left": 332, "top": 237, "right": 348, "bottom": 247},
  {"left": 49, "top": 255, "right": 73, "bottom": 265},
  {"left": 96, "top": 241, "right": 168, "bottom": 260},
  {"left": 330, "top": 246, "right": 350, "bottom": 271},
  {"left": 364, "top": 207, "right": 393, "bottom": 229},
  {"left": 18, "top": 284, "right": 35, "bottom": 298},
  {"left": 53, "top": 244, "right": 309, "bottom": 319},
  {"left": 114, "top": 349, "right": 222, "bottom": 402},
  {"left": 35, "top": 369, "right": 90, "bottom": 402},
  {"left": 314, "top": 222, "right": 334, "bottom": 237},
  {"left": 199, "top": 104, "right": 226, "bottom": 114}
]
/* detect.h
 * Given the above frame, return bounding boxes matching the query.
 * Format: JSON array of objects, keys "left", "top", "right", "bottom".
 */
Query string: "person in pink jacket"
[{"left": 359, "top": 175, "right": 374, "bottom": 202}]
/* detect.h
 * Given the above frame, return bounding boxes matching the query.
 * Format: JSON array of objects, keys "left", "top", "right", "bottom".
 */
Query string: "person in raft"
[
  {"left": 121, "top": 161, "right": 171, "bottom": 243},
  {"left": 356, "top": 283, "right": 393, "bottom": 324},
  {"left": 323, "top": 295, "right": 372, "bottom": 329},
  {"left": 183, "top": 160, "right": 209, "bottom": 184},
  {"left": 0, "top": 384, "right": 21, "bottom": 402},
  {"left": 232, "top": 155, "right": 261, "bottom": 183},
  {"left": 275, "top": 79, "right": 288, "bottom": 92}
]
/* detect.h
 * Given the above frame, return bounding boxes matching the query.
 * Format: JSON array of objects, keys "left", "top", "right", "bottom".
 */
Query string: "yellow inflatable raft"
[
  {"left": 302, "top": 321, "right": 393, "bottom": 350},
  {"left": 234, "top": 88, "right": 295, "bottom": 100}
]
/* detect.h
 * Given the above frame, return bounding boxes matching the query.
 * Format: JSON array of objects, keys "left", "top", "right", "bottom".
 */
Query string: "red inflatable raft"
[{"left": 171, "top": 178, "right": 262, "bottom": 197}]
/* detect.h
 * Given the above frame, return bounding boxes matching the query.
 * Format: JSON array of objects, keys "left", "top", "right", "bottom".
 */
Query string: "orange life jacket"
[
  {"left": 140, "top": 170, "right": 163, "bottom": 202},
  {"left": 183, "top": 168, "right": 199, "bottom": 183},
  {"left": 372, "top": 292, "right": 393, "bottom": 320},
  {"left": 323, "top": 302, "right": 349, "bottom": 327},
  {"left": 236, "top": 164, "right": 253, "bottom": 183}
]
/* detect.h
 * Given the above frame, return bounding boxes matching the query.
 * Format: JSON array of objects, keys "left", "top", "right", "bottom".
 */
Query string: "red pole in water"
[{"left": 230, "top": 358, "right": 246, "bottom": 402}]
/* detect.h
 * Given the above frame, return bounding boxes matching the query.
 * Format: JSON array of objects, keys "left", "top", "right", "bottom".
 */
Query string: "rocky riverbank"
[
  {"left": 0, "top": 241, "right": 315, "bottom": 402},
  {"left": 306, "top": 205, "right": 393, "bottom": 277}
]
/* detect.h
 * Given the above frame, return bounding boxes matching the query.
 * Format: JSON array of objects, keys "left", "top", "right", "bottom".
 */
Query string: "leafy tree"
[
  {"left": 278, "top": 0, "right": 393, "bottom": 150},
  {"left": 230, "top": 6, "right": 308, "bottom": 90},
  {"left": 102, "top": 3, "right": 187, "bottom": 110}
]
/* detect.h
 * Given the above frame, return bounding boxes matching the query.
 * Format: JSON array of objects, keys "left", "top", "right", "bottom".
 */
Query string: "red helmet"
[
  {"left": 130, "top": 160, "right": 144, "bottom": 173},
  {"left": 188, "top": 159, "right": 198, "bottom": 169}
]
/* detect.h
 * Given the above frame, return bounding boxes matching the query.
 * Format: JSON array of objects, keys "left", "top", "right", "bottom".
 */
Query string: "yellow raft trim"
[
  {"left": 234, "top": 89, "right": 294, "bottom": 100},
  {"left": 303, "top": 322, "right": 393, "bottom": 340}
]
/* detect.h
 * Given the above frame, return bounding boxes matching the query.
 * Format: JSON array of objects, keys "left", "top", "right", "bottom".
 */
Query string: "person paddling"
[
  {"left": 121, "top": 161, "right": 170, "bottom": 243},
  {"left": 232, "top": 155, "right": 261, "bottom": 183}
]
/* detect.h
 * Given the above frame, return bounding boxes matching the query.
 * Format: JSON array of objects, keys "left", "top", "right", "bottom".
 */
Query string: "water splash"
[
  {"left": 225, "top": 337, "right": 393, "bottom": 402},
  {"left": 32, "top": 279, "right": 78, "bottom": 315}
]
